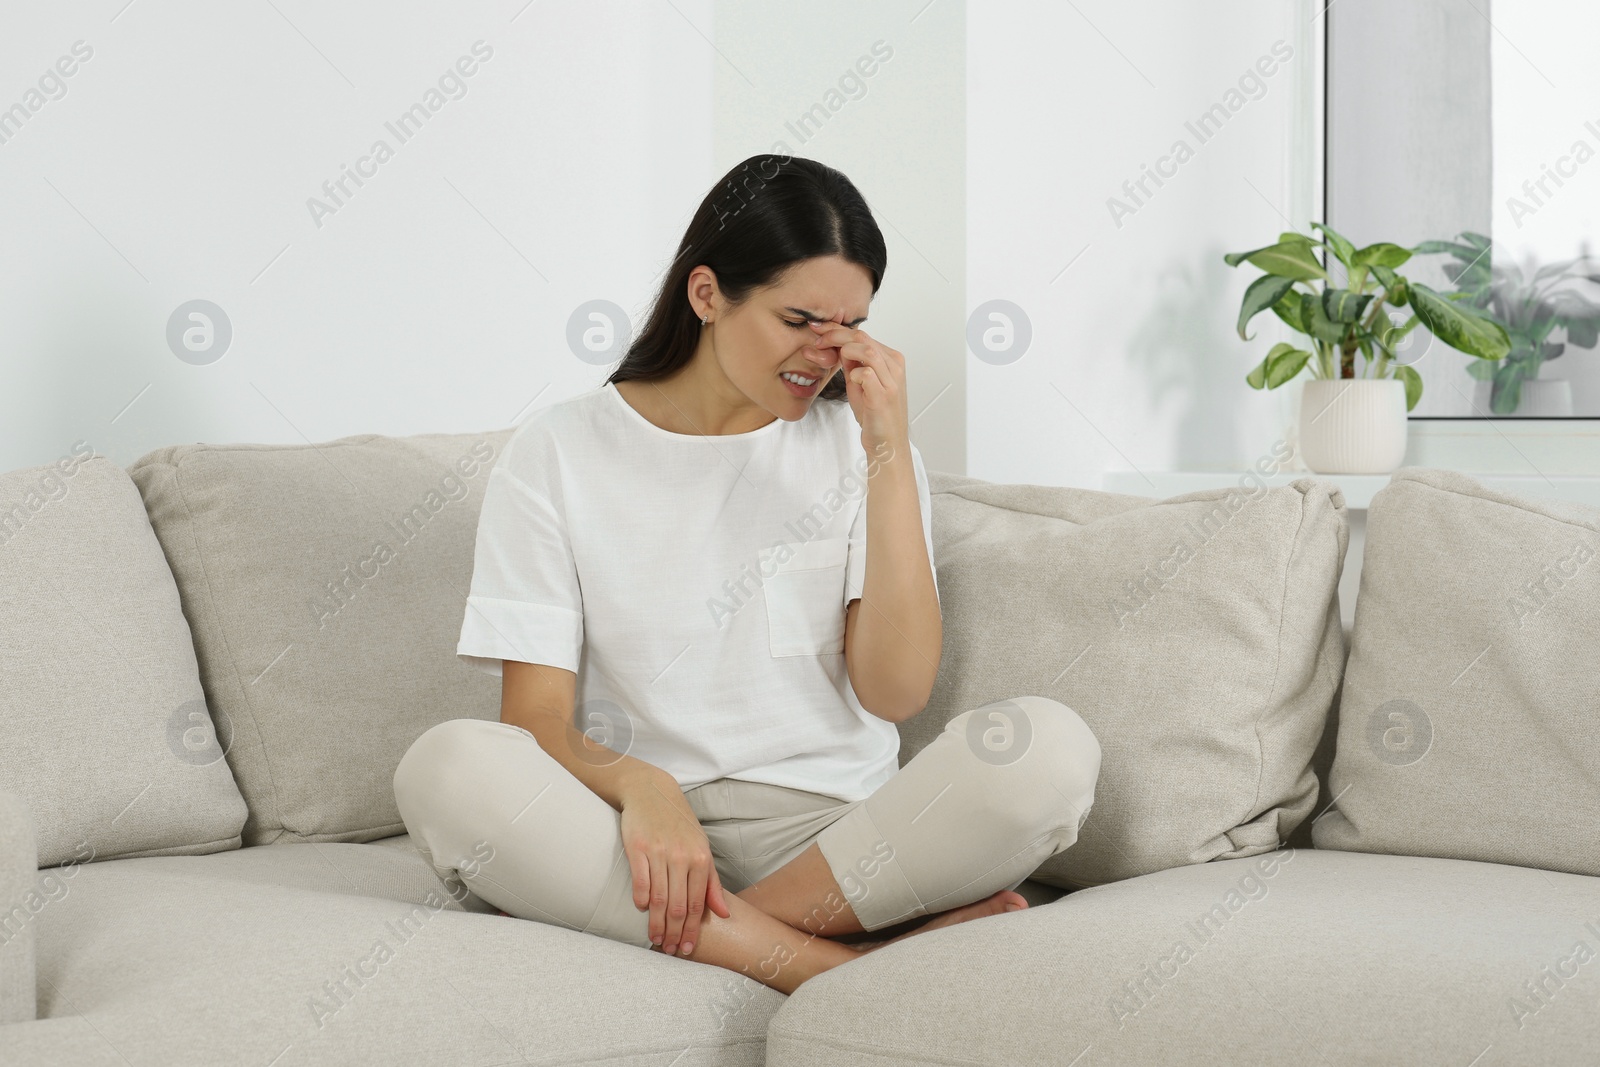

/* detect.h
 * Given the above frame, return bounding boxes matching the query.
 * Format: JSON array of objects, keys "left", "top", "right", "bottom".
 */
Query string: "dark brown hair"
[{"left": 607, "top": 154, "right": 887, "bottom": 402}]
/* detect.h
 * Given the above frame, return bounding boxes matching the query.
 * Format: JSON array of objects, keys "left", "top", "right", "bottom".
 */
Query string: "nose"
[
  {"left": 805, "top": 320, "right": 844, "bottom": 367},
  {"left": 803, "top": 345, "right": 841, "bottom": 376}
]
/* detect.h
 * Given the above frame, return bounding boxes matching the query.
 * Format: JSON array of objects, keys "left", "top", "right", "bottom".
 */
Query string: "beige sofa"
[{"left": 2, "top": 428, "right": 1596, "bottom": 1066}]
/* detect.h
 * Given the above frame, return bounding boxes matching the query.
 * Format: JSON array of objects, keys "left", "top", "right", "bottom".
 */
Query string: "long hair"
[{"left": 607, "top": 154, "right": 887, "bottom": 403}]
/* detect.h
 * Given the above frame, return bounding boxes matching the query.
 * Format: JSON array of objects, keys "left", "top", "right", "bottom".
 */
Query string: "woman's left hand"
[{"left": 808, "top": 320, "right": 908, "bottom": 451}]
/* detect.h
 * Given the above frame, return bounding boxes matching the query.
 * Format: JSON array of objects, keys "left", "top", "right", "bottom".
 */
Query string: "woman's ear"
[{"left": 686, "top": 265, "right": 720, "bottom": 320}]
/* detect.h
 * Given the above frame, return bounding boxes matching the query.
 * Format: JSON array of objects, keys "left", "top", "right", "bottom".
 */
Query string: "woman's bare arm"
[
  {"left": 842, "top": 441, "right": 942, "bottom": 723},
  {"left": 500, "top": 659, "right": 677, "bottom": 811}
]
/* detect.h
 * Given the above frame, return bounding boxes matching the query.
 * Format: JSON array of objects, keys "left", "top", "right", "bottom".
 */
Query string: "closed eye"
[{"left": 783, "top": 317, "right": 866, "bottom": 329}]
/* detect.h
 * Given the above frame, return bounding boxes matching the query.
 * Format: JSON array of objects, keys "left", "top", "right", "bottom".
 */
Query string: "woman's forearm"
[
  {"left": 845, "top": 439, "right": 942, "bottom": 722},
  {"left": 501, "top": 659, "right": 678, "bottom": 812}
]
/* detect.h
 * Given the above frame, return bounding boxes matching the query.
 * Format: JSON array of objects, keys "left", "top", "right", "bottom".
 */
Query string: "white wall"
[
  {"left": 712, "top": 0, "right": 967, "bottom": 474},
  {"left": 0, "top": 0, "right": 714, "bottom": 474},
  {"left": 14, "top": 3, "right": 1583, "bottom": 488},
  {"left": 967, "top": 0, "right": 1319, "bottom": 487}
]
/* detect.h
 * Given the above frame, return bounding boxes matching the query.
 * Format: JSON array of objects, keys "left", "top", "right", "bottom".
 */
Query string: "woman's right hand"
[{"left": 620, "top": 782, "right": 732, "bottom": 957}]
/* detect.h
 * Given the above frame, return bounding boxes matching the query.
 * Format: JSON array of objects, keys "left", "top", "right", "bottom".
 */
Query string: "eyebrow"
[{"left": 784, "top": 307, "right": 867, "bottom": 327}]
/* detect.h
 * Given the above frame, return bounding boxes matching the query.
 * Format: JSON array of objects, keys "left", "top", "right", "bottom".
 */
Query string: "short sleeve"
[
  {"left": 844, "top": 441, "right": 939, "bottom": 608},
  {"left": 456, "top": 463, "right": 584, "bottom": 677}
]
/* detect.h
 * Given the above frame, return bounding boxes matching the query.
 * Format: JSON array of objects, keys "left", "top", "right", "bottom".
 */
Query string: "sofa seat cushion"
[
  {"left": 16, "top": 840, "right": 776, "bottom": 1066},
  {"left": 769, "top": 848, "right": 1600, "bottom": 1066},
  {"left": 44, "top": 834, "right": 499, "bottom": 914}
]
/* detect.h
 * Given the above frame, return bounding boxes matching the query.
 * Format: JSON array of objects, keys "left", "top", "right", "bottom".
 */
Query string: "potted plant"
[
  {"left": 1224, "top": 223, "right": 1511, "bottom": 473},
  {"left": 1421, "top": 231, "right": 1600, "bottom": 416}
]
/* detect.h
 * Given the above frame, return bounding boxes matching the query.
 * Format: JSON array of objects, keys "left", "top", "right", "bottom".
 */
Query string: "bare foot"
[{"left": 849, "top": 890, "right": 1028, "bottom": 954}]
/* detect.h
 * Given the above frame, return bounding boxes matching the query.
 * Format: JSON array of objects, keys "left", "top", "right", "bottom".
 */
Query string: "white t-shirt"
[{"left": 457, "top": 380, "right": 938, "bottom": 803}]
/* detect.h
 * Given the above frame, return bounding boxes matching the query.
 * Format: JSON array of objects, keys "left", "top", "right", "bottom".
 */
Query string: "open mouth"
[{"left": 780, "top": 369, "right": 822, "bottom": 397}]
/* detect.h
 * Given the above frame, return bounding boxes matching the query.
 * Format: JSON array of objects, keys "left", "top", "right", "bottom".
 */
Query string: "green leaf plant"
[
  {"left": 1225, "top": 222, "right": 1512, "bottom": 412},
  {"left": 1421, "top": 231, "right": 1600, "bottom": 414}
]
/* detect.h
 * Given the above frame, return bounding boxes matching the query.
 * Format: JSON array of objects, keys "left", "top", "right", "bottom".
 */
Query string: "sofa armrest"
[{"left": 0, "top": 788, "right": 37, "bottom": 1023}]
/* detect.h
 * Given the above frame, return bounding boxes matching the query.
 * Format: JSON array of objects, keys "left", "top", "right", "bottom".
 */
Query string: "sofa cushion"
[
  {"left": 1315, "top": 467, "right": 1600, "bottom": 876},
  {"left": 128, "top": 431, "right": 513, "bottom": 846},
  {"left": 908, "top": 471, "right": 1347, "bottom": 888},
  {"left": 0, "top": 454, "right": 247, "bottom": 868},
  {"left": 0, "top": 787, "right": 38, "bottom": 1023},
  {"left": 769, "top": 848, "right": 1600, "bottom": 1066},
  {"left": 15, "top": 840, "right": 774, "bottom": 1066}
]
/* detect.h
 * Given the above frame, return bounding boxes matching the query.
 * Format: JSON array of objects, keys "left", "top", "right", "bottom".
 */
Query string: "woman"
[{"left": 393, "top": 154, "right": 1101, "bottom": 995}]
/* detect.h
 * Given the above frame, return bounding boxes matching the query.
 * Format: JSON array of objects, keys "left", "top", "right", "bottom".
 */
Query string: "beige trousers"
[{"left": 392, "top": 696, "right": 1100, "bottom": 951}]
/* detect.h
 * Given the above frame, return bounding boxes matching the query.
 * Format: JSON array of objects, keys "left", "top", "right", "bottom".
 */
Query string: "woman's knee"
[
  {"left": 1009, "top": 695, "right": 1101, "bottom": 792},
  {"left": 394, "top": 717, "right": 558, "bottom": 831},
  {"left": 954, "top": 695, "right": 1101, "bottom": 827},
  {"left": 396, "top": 717, "right": 502, "bottom": 800}
]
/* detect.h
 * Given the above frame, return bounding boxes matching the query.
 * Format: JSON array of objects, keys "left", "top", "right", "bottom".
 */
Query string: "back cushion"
[
  {"left": 907, "top": 471, "right": 1348, "bottom": 888},
  {"left": 0, "top": 453, "right": 248, "bottom": 866},
  {"left": 1314, "top": 468, "right": 1600, "bottom": 876},
  {"left": 128, "top": 431, "right": 511, "bottom": 846}
]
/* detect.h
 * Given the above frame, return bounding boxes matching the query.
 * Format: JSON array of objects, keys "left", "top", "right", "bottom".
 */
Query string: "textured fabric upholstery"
[
  {"left": 127, "top": 432, "right": 513, "bottom": 846},
  {"left": 1316, "top": 468, "right": 1600, "bottom": 876},
  {"left": 769, "top": 848, "right": 1600, "bottom": 1065},
  {"left": 909, "top": 470, "right": 1348, "bottom": 888},
  {"left": 0, "top": 456, "right": 247, "bottom": 868}
]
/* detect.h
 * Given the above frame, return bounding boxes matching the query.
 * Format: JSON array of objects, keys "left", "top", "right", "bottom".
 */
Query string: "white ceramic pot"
[
  {"left": 1472, "top": 377, "right": 1573, "bottom": 417},
  {"left": 1297, "top": 378, "right": 1408, "bottom": 474}
]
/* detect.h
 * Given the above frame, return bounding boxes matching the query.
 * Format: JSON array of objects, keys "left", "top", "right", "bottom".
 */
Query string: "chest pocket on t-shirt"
[{"left": 763, "top": 538, "right": 849, "bottom": 657}]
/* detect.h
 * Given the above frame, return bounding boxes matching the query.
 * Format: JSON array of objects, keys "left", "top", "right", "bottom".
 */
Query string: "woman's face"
[{"left": 693, "top": 255, "right": 874, "bottom": 420}]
